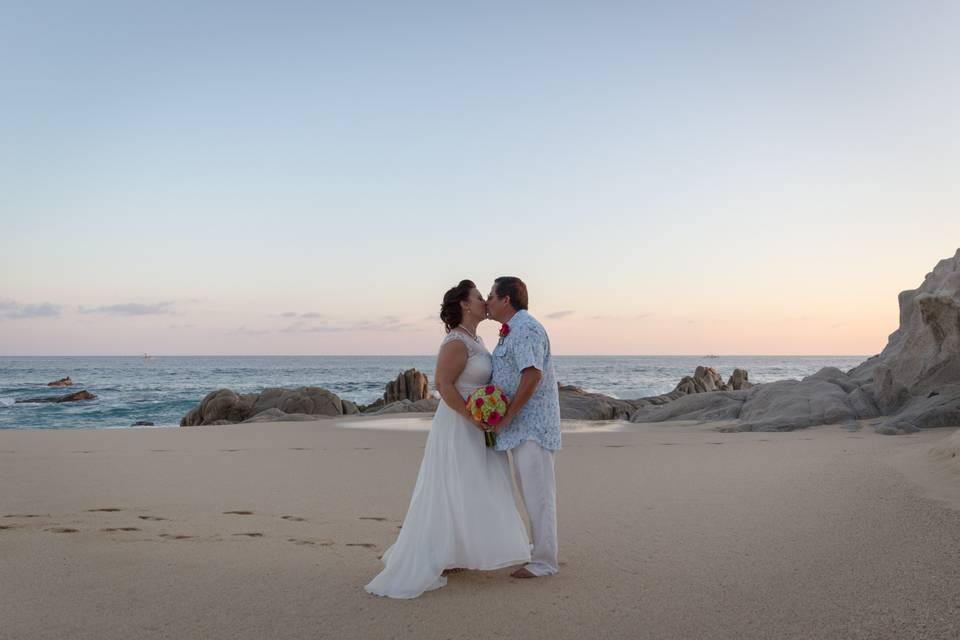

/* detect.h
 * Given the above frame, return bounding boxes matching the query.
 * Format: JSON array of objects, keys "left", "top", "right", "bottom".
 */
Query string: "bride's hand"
[{"left": 470, "top": 415, "right": 488, "bottom": 432}]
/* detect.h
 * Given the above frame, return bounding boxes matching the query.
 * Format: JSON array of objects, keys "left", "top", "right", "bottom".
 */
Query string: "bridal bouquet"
[{"left": 466, "top": 385, "right": 509, "bottom": 447}]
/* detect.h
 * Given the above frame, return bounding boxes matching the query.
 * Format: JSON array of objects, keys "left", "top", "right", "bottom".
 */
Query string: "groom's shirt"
[{"left": 491, "top": 309, "right": 562, "bottom": 452}]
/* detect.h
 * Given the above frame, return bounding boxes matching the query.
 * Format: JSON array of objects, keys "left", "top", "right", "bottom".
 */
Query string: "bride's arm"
[{"left": 435, "top": 340, "right": 486, "bottom": 430}]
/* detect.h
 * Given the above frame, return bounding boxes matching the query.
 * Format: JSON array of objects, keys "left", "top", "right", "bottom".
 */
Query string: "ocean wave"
[{"left": 0, "top": 397, "right": 15, "bottom": 407}]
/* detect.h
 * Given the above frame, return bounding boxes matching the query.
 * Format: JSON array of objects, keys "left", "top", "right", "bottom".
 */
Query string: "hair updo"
[{"left": 440, "top": 279, "right": 477, "bottom": 333}]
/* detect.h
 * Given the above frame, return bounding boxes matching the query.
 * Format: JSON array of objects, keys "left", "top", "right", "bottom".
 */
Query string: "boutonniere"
[{"left": 498, "top": 323, "right": 510, "bottom": 345}]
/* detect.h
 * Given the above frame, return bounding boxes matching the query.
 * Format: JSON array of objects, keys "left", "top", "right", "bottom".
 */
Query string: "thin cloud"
[
  {"left": 279, "top": 311, "right": 323, "bottom": 319},
  {"left": 546, "top": 310, "right": 574, "bottom": 319},
  {"left": 228, "top": 326, "right": 270, "bottom": 336},
  {"left": 79, "top": 301, "right": 177, "bottom": 316},
  {"left": 282, "top": 316, "right": 416, "bottom": 334},
  {"left": 0, "top": 298, "right": 63, "bottom": 319}
]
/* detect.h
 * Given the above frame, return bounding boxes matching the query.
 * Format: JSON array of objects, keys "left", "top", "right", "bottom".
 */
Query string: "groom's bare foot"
[{"left": 510, "top": 567, "right": 537, "bottom": 579}]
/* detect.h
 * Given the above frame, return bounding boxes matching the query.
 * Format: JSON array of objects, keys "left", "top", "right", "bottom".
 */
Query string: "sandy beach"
[{"left": 1, "top": 416, "right": 958, "bottom": 640}]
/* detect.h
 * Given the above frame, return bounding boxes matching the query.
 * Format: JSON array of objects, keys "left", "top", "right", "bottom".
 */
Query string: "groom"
[{"left": 485, "top": 277, "right": 561, "bottom": 579}]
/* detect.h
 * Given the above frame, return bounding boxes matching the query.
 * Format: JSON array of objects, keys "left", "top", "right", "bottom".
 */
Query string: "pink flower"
[
  {"left": 499, "top": 323, "right": 510, "bottom": 337},
  {"left": 485, "top": 384, "right": 495, "bottom": 394},
  {"left": 475, "top": 397, "right": 485, "bottom": 408},
  {"left": 488, "top": 411, "right": 502, "bottom": 425}
]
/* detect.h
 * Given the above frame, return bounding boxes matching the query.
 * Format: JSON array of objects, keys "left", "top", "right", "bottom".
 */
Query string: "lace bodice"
[{"left": 439, "top": 331, "right": 492, "bottom": 398}]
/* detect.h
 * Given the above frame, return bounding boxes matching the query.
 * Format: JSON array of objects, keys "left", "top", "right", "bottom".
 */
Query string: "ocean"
[{"left": 0, "top": 355, "right": 867, "bottom": 430}]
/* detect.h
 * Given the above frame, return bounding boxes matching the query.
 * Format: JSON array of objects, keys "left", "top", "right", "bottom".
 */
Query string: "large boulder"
[
  {"left": 366, "top": 398, "right": 440, "bottom": 415},
  {"left": 46, "top": 377, "right": 73, "bottom": 387},
  {"left": 848, "top": 248, "right": 960, "bottom": 432},
  {"left": 359, "top": 368, "right": 433, "bottom": 413},
  {"left": 630, "top": 390, "right": 751, "bottom": 423},
  {"left": 384, "top": 369, "right": 430, "bottom": 403},
  {"left": 558, "top": 385, "right": 642, "bottom": 420},
  {"left": 180, "top": 386, "right": 344, "bottom": 426},
  {"left": 727, "top": 369, "right": 753, "bottom": 390}
]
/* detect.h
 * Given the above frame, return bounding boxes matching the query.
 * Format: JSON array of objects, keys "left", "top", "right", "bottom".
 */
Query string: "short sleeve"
[{"left": 513, "top": 324, "right": 546, "bottom": 372}]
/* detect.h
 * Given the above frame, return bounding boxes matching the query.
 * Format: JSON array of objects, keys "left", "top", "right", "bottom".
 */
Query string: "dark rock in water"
[
  {"left": 131, "top": 421, "right": 154, "bottom": 426},
  {"left": 46, "top": 377, "right": 73, "bottom": 387},
  {"left": 16, "top": 390, "right": 97, "bottom": 403}
]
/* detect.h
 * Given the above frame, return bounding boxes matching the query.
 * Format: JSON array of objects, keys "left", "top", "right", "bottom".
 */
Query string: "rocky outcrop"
[
  {"left": 365, "top": 398, "right": 440, "bottom": 415},
  {"left": 46, "top": 377, "right": 73, "bottom": 387},
  {"left": 180, "top": 387, "right": 344, "bottom": 426},
  {"left": 632, "top": 249, "right": 960, "bottom": 434},
  {"left": 359, "top": 368, "right": 433, "bottom": 413},
  {"left": 558, "top": 385, "right": 644, "bottom": 420},
  {"left": 384, "top": 369, "right": 430, "bottom": 403},
  {"left": 674, "top": 367, "right": 728, "bottom": 394},
  {"left": 16, "top": 390, "right": 96, "bottom": 403},
  {"left": 728, "top": 369, "right": 753, "bottom": 390}
]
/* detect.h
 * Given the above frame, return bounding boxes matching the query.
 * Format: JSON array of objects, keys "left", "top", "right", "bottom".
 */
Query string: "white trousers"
[{"left": 511, "top": 440, "right": 559, "bottom": 576}]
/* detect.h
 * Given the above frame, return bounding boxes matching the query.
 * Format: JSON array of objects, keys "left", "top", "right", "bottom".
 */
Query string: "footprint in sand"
[
  {"left": 282, "top": 515, "right": 307, "bottom": 522},
  {"left": 0, "top": 524, "right": 19, "bottom": 530},
  {"left": 289, "top": 447, "right": 312, "bottom": 451},
  {"left": 605, "top": 445, "right": 626, "bottom": 448},
  {"left": 47, "top": 527, "right": 79, "bottom": 533},
  {"left": 71, "top": 450, "right": 94, "bottom": 454},
  {"left": 138, "top": 515, "right": 168, "bottom": 521},
  {"left": 358, "top": 516, "right": 387, "bottom": 522},
  {"left": 346, "top": 543, "right": 376, "bottom": 549},
  {"left": 220, "top": 449, "right": 246, "bottom": 453},
  {"left": 4, "top": 514, "right": 48, "bottom": 518},
  {"left": 223, "top": 510, "right": 253, "bottom": 515},
  {"left": 87, "top": 507, "right": 124, "bottom": 512},
  {"left": 149, "top": 449, "right": 172, "bottom": 452},
  {"left": 102, "top": 527, "right": 141, "bottom": 532},
  {"left": 232, "top": 532, "right": 264, "bottom": 538},
  {"left": 354, "top": 447, "right": 372, "bottom": 451},
  {"left": 287, "top": 538, "right": 334, "bottom": 546},
  {"left": 708, "top": 442, "right": 725, "bottom": 445},
  {"left": 158, "top": 533, "right": 193, "bottom": 540}
]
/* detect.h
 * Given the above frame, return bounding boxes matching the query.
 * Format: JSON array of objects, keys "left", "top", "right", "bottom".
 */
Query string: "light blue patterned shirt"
[{"left": 491, "top": 310, "right": 562, "bottom": 452}]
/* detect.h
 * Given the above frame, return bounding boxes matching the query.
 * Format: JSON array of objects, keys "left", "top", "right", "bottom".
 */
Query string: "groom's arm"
[{"left": 495, "top": 366, "right": 541, "bottom": 434}]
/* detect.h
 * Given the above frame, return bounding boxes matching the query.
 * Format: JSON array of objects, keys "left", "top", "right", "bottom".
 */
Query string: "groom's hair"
[{"left": 493, "top": 277, "right": 528, "bottom": 311}]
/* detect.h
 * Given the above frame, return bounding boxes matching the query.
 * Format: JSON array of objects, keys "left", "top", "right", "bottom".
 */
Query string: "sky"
[{"left": 1, "top": 1, "right": 958, "bottom": 355}]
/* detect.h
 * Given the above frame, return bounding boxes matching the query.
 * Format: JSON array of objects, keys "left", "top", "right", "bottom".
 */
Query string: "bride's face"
[{"left": 461, "top": 287, "right": 487, "bottom": 323}]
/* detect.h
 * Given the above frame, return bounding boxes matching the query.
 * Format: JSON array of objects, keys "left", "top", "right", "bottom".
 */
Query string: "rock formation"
[
  {"left": 180, "top": 387, "right": 344, "bottom": 426},
  {"left": 46, "top": 377, "right": 73, "bottom": 387},
  {"left": 632, "top": 249, "right": 960, "bottom": 434}
]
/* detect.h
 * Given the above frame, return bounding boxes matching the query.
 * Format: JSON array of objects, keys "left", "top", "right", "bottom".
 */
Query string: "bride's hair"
[{"left": 440, "top": 280, "right": 476, "bottom": 332}]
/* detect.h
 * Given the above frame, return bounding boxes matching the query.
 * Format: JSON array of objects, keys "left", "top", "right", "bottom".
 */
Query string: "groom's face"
[{"left": 485, "top": 286, "right": 509, "bottom": 322}]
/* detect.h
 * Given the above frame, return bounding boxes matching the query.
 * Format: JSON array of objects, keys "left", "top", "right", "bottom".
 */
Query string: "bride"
[{"left": 364, "top": 280, "right": 531, "bottom": 598}]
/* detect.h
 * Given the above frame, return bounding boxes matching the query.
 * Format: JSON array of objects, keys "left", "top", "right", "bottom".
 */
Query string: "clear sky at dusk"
[{"left": 2, "top": 1, "right": 957, "bottom": 355}]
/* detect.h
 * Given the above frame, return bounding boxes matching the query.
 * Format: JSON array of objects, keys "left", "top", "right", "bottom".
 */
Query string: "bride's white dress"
[{"left": 364, "top": 331, "right": 531, "bottom": 598}]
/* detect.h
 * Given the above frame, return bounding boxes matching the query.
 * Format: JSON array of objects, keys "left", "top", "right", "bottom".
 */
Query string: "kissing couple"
[{"left": 365, "top": 277, "right": 561, "bottom": 599}]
